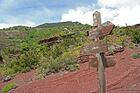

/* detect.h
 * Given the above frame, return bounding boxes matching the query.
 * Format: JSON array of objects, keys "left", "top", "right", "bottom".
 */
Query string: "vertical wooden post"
[
  {"left": 96, "top": 53, "right": 106, "bottom": 93},
  {"left": 93, "top": 11, "right": 106, "bottom": 93}
]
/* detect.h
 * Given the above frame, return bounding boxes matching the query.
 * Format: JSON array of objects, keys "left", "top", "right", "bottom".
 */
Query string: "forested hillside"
[{"left": 0, "top": 21, "right": 140, "bottom": 81}]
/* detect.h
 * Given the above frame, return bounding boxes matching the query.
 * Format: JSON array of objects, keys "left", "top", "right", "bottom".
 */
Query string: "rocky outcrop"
[
  {"left": 78, "top": 45, "right": 124, "bottom": 65},
  {"left": 105, "top": 45, "right": 124, "bottom": 56},
  {"left": 39, "top": 33, "right": 76, "bottom": 46}
]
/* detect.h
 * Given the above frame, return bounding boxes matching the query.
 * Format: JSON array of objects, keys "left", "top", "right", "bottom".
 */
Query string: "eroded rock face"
[
  {"left": 78, "top": 54, "right": 116, "bottom": 68},
  {"left": 78, "top": 44, "right": 124, "bottom": 68},
  {"left": 39, "top": 33, "right": 75, "bottom": 46},
  {"left": 105, "top": 45, "right": 124, "bottom": 56}
]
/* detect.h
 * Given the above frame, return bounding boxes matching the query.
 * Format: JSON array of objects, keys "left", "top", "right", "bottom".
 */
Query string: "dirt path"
[{"left": 7, "top": 48, "right": 140, "bottom": 93}]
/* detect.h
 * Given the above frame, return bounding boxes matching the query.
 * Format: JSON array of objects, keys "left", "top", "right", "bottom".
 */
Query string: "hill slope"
[{"left": 0, "top": 22, "right": 140, "bottom": 89}]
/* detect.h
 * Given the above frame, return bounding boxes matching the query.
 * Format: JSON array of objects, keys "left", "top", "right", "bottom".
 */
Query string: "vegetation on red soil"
[
  {"left": 4, "top": 48, "right": 140, "bottom": 93},
  {"left": 0, "top": 22, "right": 140, "bottom": 93}
]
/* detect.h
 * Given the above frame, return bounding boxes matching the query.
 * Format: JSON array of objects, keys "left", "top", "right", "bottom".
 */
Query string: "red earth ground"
[{"left": 1, "top": 48, "right": 140, "bottom": 93}]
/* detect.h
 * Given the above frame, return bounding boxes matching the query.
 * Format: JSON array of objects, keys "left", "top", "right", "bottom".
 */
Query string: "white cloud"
[
  {"left": 61, "top": 7, "right": 93, "bottom": 25},
  {"left": 96, "top": 8, "right": 118, "bottom": 23},
  {"left": 0, "top": 21, "right": 36, "bottom": 29},
  {"left": 0, "top": 21, "right": 37, "bottom": 29},
  {"left": 113, "top": 5, "right": 140, "bottom": 26},
  {"left": 98, "top": 0, "right": 140, "bottom": 8},
  {"left": 61, "top": 0, "right": 140, "bottom": 26}
]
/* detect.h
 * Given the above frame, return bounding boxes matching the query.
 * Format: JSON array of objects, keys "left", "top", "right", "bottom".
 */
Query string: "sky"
[{"left": 0, "top": 0, "right": 140, "bottom": 28}]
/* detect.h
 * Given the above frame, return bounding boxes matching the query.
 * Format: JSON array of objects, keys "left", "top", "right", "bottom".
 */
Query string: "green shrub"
[
  {"left": 66, "top": 64, "right": 79, "bottom": 71},
  {"left": 131, "top": 53, "right": 140, "bottom": 59},
  {"left": 111, "top": 27, "right": 140, "bottom": 45},
  {"left": 0, "top": 66, "right": 15, "bottom": 79},
  {"left": 0, "top": 50, "right": 40, "bottom": 77},
  {"left": 1, "top": 47, "right": 17, "bottom": 64},
  {"left": 38, "top": 50, "right": 80, "bottom": 76},
  {"left": 128, "top": 28, "right": 140, "bottom": 44},
  {"left": 45, "top": 57, "right": 62, "bottom": 74},
  {"left": 2, "top": 83, "right": 17, "bottom": 93},
  {"left": 8, "top": 50, "right": 40, "bottom": 73},
  {"left": 38, "top": 57, "right": 62, "bottom": 75}
]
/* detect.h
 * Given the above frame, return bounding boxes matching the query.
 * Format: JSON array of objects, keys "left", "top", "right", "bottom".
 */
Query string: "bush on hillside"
[
  {"left": 2, "top": 83, "right": 17, "bottom": 93},
  {"left": 113, "top": 27, "right": 140, "bottom": 44},
  {"left": 0, "top": 49, "right": 40, "bottom": 78},
  {"left": 38, "top": 50, "right": 80, "bottom": 76},
  {"left": 131, "top": 53, "right": 140, "bottom": 59},
  {"left": 8, "top": 50, "right": 40, "bottom": 73}
]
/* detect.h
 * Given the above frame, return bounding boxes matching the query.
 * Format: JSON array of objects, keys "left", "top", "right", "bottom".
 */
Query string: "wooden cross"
[{"left": 89, "top": 11, "right": 115, "bottom": 93}]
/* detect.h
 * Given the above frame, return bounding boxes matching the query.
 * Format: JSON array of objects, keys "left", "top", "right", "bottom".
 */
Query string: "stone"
[
  {"left": 89, "top": 56, "right": 116, "bottom": 68},
  {"left": 89, "top": 21, "right": 114, "bottom": 39}
]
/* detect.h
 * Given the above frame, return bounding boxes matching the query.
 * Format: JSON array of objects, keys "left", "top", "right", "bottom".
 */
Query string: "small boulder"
[{"left": 105, "top": 45, "right": 124, "bottom": 56}]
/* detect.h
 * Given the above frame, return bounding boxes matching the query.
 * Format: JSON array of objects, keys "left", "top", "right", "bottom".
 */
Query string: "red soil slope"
[{"left": 6, "top": 48, "right": 140, "bottom": 93}]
